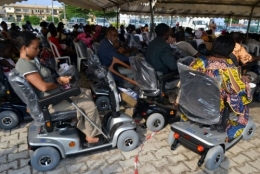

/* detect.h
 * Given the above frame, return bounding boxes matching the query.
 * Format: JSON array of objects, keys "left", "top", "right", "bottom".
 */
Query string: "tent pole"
[
  {"left": 246, "top": 6, "right": 255, "bottom": 41},
  {"left": 246, "top": 0, "right": 260, "bottom": 41},
  {"left": 116, "top": 5, "right": 120, "bottom": 29},
  {"left": 149, "top": 0, "right": 155, "bottom": 33}
]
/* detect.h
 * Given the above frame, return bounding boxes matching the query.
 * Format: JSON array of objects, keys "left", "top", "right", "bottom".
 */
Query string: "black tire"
[
  {"left": 242, "top": 121, "right": 256, "bottom": 140},
  {"left": 146, "top": 113, "right": 165, "bottom": 132},
  {"left": 0, "top": 111, "right": 19, "bottom": 129},
  {"left": 117, "top": 130, "right": 139, "bottom": 152},
  {"left": 31, "top": 147, "right": 60, "bottom": 172},
  {"left": 204, "top": 145, "right": 224, "bottom": 170},
  {"left": 95, "top": 96, "right": 110, "bottom": 111}
]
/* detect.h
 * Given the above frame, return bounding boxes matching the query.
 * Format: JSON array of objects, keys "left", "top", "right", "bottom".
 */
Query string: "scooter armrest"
[
  {"left": 158, "top": 71, "right": 179, "bottom": 82},
  {"left": 38, "top": 87, "right": 81, "bottom": 107}
]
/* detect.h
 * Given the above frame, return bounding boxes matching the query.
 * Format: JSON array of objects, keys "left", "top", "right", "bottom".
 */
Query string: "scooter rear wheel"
[
  {"left": 117, "top": 130, "right": 139, "bottom": 152},
  {"left": 242, "top": 121, "right": 256, "bottom": 140},
  {"left": 31, "top": 146, "right": 60, "bottom": 172},
  {"left": 168, "top": 130, "right": 175, "bottom": 146}
]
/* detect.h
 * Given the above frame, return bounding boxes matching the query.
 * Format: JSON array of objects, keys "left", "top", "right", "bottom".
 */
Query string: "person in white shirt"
[
  {"left": 194, "top": 30, "right": 204, "bottom": 47},
  {"left": 209, "top": 20, "right": 217, "bottom": 34},
  {"left": 175, "top": 31, "right": 200, "bottom": 57}
]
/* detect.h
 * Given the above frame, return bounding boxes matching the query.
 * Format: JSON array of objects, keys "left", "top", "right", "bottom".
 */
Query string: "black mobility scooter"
[
  {"left": 0, "top": 64, "right": 31, "bottom": 129},
  {"left": 129, "top": 56, "right": 180, "bottom": 132}
]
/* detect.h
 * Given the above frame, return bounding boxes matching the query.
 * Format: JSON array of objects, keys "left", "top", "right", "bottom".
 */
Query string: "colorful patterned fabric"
[
  {"left": 232, "top": 43, "right": 252, "bottom": 64},
  {"left": 182, "top": 56, "right": 252, "bottom": 138}
]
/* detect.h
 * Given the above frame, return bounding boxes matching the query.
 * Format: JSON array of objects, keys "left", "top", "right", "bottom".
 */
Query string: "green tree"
[
  {"left": 64, "top": 5, "right": 90, "bottom": 20},
  {"left": 29, "top": 16, "right": 40, "bottom": 25},
  {"left": 23, "top": 15, "right": 30, "bottom": 22},
  {"left": 47, "top": 16, "right": 59, "bottom": 24},
  {"left": 224, "top": 18, "right": 239, "bottom": 24},
  {"left": 89, "top": 10, "right": 117, "bottom": 19}
]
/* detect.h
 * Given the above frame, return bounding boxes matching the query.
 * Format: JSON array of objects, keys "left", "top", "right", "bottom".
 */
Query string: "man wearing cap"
[
  {"left": 194, "top": 29, "right": 204, "bottom": 47},
  {"left": 209, "top": 20, "right": 217, "bottom": 34}
]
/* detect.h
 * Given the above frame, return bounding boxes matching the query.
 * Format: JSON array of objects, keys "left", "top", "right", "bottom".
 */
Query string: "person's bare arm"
[
  {"left": 25, "top": 72, "right": 58, "bottom": 92},
  {"left": 249, "top": 56, "right": 260, "bottom": 62}
]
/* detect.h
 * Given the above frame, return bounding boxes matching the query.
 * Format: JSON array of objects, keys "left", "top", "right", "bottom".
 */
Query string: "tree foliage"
[
  {"left": 23, "top": 16, "right": 30, "bottom": 22},
  {"left": 224, "top": 18, "right": 239, "bottom": 24},
  {"left": 89, "top": 10, "right": 117, "bottom": 19},
  {"left": 28, "top": 16, "right": 40, "bottom": 25},
  {"left": 47, "top": 16, "right": 59, "bottom": 24},
  {"left": 64, "top": 5, "right": 90, "bottom": 20},
  {"left": 63, "top": 5, "right": 117, "bottom": 20}
]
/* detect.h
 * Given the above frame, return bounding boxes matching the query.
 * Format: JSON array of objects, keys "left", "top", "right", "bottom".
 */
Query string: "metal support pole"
[
  {"left": 63, "top": 3, "right": 66, "bottom": 20},
  {"left": 52, "top": 0, "right": 54, "bottom": 23},
  {"left": 257, "top": 20, "right": 260, "bottom": 33},
  {"left": 116, "top": 5, "right": 120, "bottom": 29},
  {"left": 149, "top": 0, "right": 155, "bottom": 33},
  {"left": 246, "top": 6, "right": 255, "bottom": 41}
]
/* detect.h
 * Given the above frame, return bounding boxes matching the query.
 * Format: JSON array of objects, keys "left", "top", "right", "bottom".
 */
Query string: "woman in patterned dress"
[{"left": 182, "top": 36, "right": 252, "bottom": 139}]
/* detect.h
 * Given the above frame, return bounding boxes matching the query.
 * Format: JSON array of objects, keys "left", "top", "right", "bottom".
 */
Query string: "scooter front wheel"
[
  {"left": 117, "top": 130, "right": 139, "bottom": 152},
  {"left": 31, "top": 146, "right": 60, "bottom": 172},
  {"left": 204, "top": 145, "right": 224, "bottom": 170}
]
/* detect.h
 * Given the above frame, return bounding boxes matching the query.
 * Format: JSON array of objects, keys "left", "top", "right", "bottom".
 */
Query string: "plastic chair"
[
  {"left": 242, "top": 44, "right": 249, "bottom": 53},
  {"left": 248, "top": 43, "right": 259, "bottom": 56},
  {"left": 73, "top": 41, "right": 87, "bottom": 72},
  {"left": 48, "top": 41, "right": 71, "bottom": 67}
]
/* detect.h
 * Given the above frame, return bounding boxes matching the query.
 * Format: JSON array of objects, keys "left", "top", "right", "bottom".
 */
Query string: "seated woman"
[
  {"left": 15, "top": 31, "right": 104, "bottom": 147},
  {"left": 48, "top": 24, "right": 77, "bottom": 66},
  {"left": 182, "top": 36, "right": 252, "bottom": 140},
  {"left": 0, "top": 40, "right": 15, "bottom": 77}
]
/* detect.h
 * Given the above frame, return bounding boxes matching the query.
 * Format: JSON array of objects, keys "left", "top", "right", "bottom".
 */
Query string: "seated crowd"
[{"left": 0, "top": 20, "right": 259, "bottom": 144}]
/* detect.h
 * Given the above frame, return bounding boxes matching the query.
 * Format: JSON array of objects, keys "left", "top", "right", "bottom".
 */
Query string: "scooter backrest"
[
  {"left": 8, "top": 69, "right": 44, "bottom": 125},
  {"left": 177, "top": 58, "right": 221, "bottom": 125},
  {"left": 129, "top": 56, "right": 158, "bottom": 91}
]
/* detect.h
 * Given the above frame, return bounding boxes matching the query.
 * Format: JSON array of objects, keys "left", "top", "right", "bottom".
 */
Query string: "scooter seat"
[{"left": 50, "top": 110, "right": 77, "bottom": 121}]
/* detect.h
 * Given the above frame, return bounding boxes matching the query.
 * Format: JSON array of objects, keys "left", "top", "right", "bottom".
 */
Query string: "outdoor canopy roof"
[{"left": 2, "top": 0, "right": 260, "bottom": 19}]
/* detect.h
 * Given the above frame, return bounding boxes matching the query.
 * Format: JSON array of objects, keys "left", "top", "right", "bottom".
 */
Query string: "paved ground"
[
  {"left": 0, "top": 101, "right": 260, "bottom": 174},
  {"left": 1, "top": 73, "right": 260, "bottom": 174}
]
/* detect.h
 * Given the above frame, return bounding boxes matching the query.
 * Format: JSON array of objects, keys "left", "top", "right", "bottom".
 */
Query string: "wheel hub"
[
  {"left": 101, "top": 101, "right": 107, "bottom": 108},
  {"left": 2, "top": 117, "right": 12, "bottom": 126},
  {"left": 247, "top": 127, "right": 253, "bottom": 135},
  {"left": 39, "top": 156, "right": 52, "bottom": 167},
  {"left": 153, "top": 119, "right": 161, "bottom": 127},
  {"left": 124, "top": 138, "right": 133, "bottom": 147},
  {"left": 215, "top": 154, "right": 221, "bottom": 164}
]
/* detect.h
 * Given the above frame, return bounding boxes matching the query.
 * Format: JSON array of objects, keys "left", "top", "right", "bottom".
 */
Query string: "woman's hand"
[
  {"left": 241, "top": 75, "right": 250, "bottom": 83},
  {"left": 58, "top": 76, "right": 71, "bottom": 85}
]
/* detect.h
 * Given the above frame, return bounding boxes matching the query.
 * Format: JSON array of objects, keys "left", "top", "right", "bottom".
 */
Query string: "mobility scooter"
[
  {"left": 168, "top": 58, "right": 256, "bottom": 170},
  {"left": 8, "top": 65, "right": 139, "bottom": 172},
  {"left": 129, "top": 56, "right": 180, "bottom": 132},
  {"left": 0, "top": 64, "right": 31, "bottom": 129}
]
